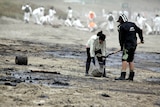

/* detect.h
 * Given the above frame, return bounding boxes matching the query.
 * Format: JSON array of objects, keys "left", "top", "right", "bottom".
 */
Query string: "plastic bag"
[{"left": 89, "top": 58, "right": 103, "bottom": 77}]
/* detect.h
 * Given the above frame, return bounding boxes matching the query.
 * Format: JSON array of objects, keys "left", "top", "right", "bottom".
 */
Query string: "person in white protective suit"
[
  {"left": 153, "top": 14, "right": 160, "bottom": 35},
  {"left": 102, "top": 9, "right": 107, "bottom": 17},
  {"left": 21, "top": 4, "right": 32, "bottom": 23},
  {"left": 72, "top": 17, "right": 85, "bottom": 28},
  {"left": 144, "top": 22, "right": 153, "bottom": 35},
  {"left": 64, "top": 18, "right": 72, "bottom": 27},
  {"left": 32, "top": 6, "right": 45, "bottom": 25},
  {"left": 48, "top": 6, "right": 56, "bottom": 25},
  {"left": 136, "top": 13, "right": 146, "bottom": 30},
  {"left": 106, "top": 12, "right": 115, "bottom": 32},
  {"left": 67, "top": 6, "right": 73, "bottom": 20},
  {"left": 40, "top": 14, "right": 50, "bottom": 25},
  {"left": 40, "top": 6, "right": 56, "bottom": 25}
]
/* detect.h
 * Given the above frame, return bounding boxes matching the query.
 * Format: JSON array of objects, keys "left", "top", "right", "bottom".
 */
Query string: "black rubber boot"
[
  {"left": 102, "top": 68, "right": 107, "bottom": 77},
  {"left": 115, "top": 72, "right": 126, "bottom": 80},
  {"left": 85, "top": 63, "right": 90, "bottom": 76},
  {"left": 126, "top": 72, "right": 135, "bottom": 81}
]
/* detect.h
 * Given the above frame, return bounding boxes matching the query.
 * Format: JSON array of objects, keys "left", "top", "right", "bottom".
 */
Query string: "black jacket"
[{"left": 118, "top": 22, "right": 143, "bottom": 50}]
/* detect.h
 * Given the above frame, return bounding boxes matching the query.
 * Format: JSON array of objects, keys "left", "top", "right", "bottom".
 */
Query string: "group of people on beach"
[
  {"left": 20, "top": 3, "right": 160, "bottom": 81},
  {"left": 22, "top": 4, "right": 56, "bottom": 25},
  {"left": 22, "top": 3, "right": 160, "bottom": 35}
]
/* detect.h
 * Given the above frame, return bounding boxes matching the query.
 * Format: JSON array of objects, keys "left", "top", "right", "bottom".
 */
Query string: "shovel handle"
[
  {"left": 105, "top": 42, "right": 142, "bottom": 58},
  {"left": 105, "top": 50, "right": 121, "bottom": 58}
]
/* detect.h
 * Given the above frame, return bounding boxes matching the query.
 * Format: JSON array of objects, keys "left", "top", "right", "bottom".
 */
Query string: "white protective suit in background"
[
  {"left": 144, "top": 23, "right": 152, "bottom": 35},
  {"left": 153, "top": 15, "right": 160, "bottom": 35},
  {"left": 106, "top": 13, "right": 115, "bottom": 32},
  {"left": 32, "top": 7, "right": 45, "bottom": 25},
  {"left": 22, "top": 4, "right": 32, "bottom": 23},
  {"left": 64, "top": 18, "right": 72, "bottom": 27},
  {"left": 72, "top": 18, "right": 84, "bottom": 28},
  {"left": 48, "top": 7, "right": 56, "bottom": 25},
  {"left": 67, "top": 6, "right": 73, "bottom": 19},
  {"left": 136, "top": 13, "right": 146, "bottom": 30}
]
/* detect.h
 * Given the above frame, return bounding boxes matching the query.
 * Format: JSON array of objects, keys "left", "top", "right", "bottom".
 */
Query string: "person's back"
[
  {"left": 116, "top": 14, "right": 144, "bottom": 81},
  {"left": 86, "top": 35, "right": 97, "bottom": 48},
  {"left": 22, "top": 4, "right": 32, "bottom": 13},
  {"left": 25, "top": 6, "right": 30, "bottom": 13},
  {"left": 118, "top": 21, "right": 142, "bottom": 49},
  {"left": 85, "top": 31, "right": 107, "bottom": 77}
]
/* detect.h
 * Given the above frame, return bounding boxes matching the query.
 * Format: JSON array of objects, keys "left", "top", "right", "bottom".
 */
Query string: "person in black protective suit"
[
  {"left": 85, "top": 31, "right": 106, "bottom": 77},
  {"left": 115, "top": 14, "right": 144, "bottom": 81}
]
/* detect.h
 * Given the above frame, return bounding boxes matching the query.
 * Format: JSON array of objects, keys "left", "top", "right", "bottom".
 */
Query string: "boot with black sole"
[
  {"left": 115, "top": 72, "right": 126, "bottom": 80},
  {"left": 85, "top": 63, "right": 90, "bottom": 76},
  {"left": 102, "top": 68, "right": 106, "bottom": 77},
  {"left": 126, "top": 72, "right": 135, "bottom": 81}
]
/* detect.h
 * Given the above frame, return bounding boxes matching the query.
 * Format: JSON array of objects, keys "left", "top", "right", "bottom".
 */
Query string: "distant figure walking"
[
  {"left": 21, "top": 3, "right": 32, "bottom": 23},
  {"left": 67, "top": 6, "right": 73, "bottom": 20},
  {"left": 153, "top": 14, "right": 160, "bottom": 35},
  {"left": 106, "top": 12, "right": 115, "bottom": 32}
]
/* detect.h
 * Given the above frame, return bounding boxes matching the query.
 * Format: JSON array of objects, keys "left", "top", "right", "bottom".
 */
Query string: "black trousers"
[
  {"left": 86, "top": 48, "right": 104, "bottom": 65},
  {"left": 86, "top": 48, "right": 106, "bottom": 76}
]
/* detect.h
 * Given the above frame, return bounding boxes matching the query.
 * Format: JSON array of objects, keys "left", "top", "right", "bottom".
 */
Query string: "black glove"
[
  {"left": 102, "top": 56, "right": 106, "bottom": 65},
  {"left": 91, "top": 57, "right": 95, "bottom": 65},
  {"left": 120, "top": 46, "right": 123, "bottom": 51},
  {"left": 141, "top": 41, "right": 144, "bottom": 44}
]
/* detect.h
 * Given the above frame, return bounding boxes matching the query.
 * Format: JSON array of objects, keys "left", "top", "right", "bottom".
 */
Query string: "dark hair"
[
  {"left": 99, "top": 34, "right": 106, "bottom": 41},
  {"left": 97, "top": 31, "right": 103, "bottom": 36},
  {"left": 68, "top": 6, "right": 71, "bottom": 9},
  {"left": 50, "top": 6, "right": 54, "bottom": 9}
]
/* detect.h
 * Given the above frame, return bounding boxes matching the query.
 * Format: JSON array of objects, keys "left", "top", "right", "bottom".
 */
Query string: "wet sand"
[
  {"left": 0, "top": 0, "right": 160, "bottom": 106},
  {"left": 0, "top": 17, "right": 160, "bottom": 106}
]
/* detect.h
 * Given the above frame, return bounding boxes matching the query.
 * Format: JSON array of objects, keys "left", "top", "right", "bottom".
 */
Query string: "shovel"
[
  {"left": 105, "top": 50, "right": 121, "bottom": 58},
  {"left": 105, "top": 42, "right": 142, "bottom": 58}
]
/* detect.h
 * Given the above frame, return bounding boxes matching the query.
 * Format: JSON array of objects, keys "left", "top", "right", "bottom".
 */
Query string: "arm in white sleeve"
[
  {"left": 22, "top": 6, "right": 25, "bottom": 10},
  {"left": 90, "top": 39, "right": 95, "bottom": 57},
  {"left": 29, "top": 7, "right": 32, "bottom": 14},
  {"left": 102, "top": 40, "right": 106, "bottom": 56}
]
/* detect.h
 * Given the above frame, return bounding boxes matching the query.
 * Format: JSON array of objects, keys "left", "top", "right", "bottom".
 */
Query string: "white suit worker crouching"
[
  {"left": 32, "top": 7, "right": 45, "bottom": 25},
  {"left": 72, "top": 18, "right": 84, "bottom": 28},
  {"left": 22, "top": 4, "right": 32, "bottom": 23}
]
